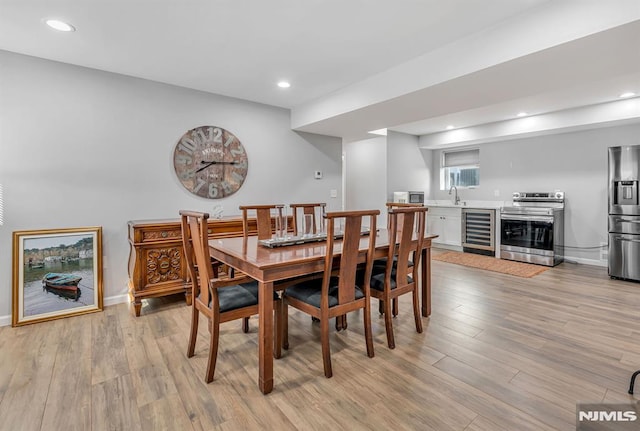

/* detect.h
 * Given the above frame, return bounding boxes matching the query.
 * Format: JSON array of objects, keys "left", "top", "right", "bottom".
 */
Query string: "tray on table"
[{"left": 258, "top": 229, "right": 372, "bottom": 248}]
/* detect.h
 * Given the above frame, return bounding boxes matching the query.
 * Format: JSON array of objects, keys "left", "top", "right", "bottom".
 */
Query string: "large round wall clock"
[{"left": 173, "top": 126, "right": 249, "bottom": 199}]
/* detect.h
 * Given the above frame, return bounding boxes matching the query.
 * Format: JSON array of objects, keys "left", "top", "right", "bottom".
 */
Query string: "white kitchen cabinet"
[{"left": 427, "top": 206, "right": 462, "bottom": 247}]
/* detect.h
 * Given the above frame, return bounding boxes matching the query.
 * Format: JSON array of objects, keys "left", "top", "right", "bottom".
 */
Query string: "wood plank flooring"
[{"left": 1, "top": 254, "right": 640, "bottom": 430}]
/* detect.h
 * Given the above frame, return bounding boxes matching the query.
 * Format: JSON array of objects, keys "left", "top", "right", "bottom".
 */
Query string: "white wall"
[
  {"left": 429, "top": 123, "right": 640, "bottom": 264},
  {"left": 0, "top": 50, "right": 342, "bottom": 324},
  {"left": 386, "top": 131, "right": 432, "bottom": 199},
  {"left": 343, "top": 136, "right": 387, "bottom": 225}
]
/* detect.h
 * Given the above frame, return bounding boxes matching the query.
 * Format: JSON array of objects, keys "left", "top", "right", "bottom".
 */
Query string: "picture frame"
[{"left": 12, "top": 226, "right": 103, "bottom": 326}]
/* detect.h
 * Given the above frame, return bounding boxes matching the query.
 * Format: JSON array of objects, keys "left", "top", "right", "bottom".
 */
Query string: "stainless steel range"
[{"left": 500, "top": 191, "right": 565, "bottom": 266}]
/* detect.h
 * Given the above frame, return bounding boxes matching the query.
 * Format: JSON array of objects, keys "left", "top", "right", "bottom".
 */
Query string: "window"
[{"left": 441, "top": 148, "right": 479, "bottom": 190}]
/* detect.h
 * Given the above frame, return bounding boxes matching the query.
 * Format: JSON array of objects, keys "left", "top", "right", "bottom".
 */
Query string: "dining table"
[{"left": 208, "top": 229, "right": 437, "bottom": 394}]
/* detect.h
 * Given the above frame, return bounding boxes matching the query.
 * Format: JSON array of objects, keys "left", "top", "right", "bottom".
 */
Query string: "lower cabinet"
[{"left": 427, "top": 207, "right": 462, "bottom": 247}]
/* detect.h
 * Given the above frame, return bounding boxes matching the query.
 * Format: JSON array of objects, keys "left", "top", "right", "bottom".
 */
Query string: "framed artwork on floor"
[{"left": 12, "top": 226, "right": 103, "bottom": 326}]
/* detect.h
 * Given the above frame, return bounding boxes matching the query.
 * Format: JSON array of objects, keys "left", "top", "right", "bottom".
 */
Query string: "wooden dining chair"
[
  {"left": 290, "top": 202, "right": 326, "bottom": 236},
  {"left": 180, "top": 210, "right": 282, "bottom": 383},
  {"left": 239, "top": 204, "right": 285, "bottom": 240},
  {"left": 281, "top": 209, "right": 379, "bottom": 378},
  {"left": 369, "top": 206, "right": 426, "bottom": 349}
]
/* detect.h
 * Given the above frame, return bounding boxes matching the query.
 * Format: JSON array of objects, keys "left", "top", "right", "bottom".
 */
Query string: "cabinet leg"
[{"left": 132, "top": 299, "right": 142, "bottom": 317}]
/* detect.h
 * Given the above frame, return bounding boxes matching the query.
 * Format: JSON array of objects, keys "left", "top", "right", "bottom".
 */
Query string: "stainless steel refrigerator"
[{"left": 609, "top": 145, "right": 640, "bottom": 281}]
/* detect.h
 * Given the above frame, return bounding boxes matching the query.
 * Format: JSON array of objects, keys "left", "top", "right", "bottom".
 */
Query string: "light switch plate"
[
  {"left": 314, "top": 170, "right": 322, "bottom": 179},
  {"left": 330, "top": 189, "right": 338, "bottom": 198}
]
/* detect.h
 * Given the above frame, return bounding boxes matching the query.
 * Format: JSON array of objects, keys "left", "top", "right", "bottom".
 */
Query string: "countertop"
[{"left": 424, "top": 200, "right": 504, "bottom": 209}]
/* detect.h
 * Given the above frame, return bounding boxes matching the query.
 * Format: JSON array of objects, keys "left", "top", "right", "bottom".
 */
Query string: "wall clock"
[{"left": 173, "top": 126, "right": 248, "bottom": 199}]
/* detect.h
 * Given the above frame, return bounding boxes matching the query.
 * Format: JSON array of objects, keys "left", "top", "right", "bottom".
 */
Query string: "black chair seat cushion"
[
  {"left": 372, "top": 256, "right": 413, "bottom": 276},
  {"left": 373, "top": 255, "right": 414, "bottom": 268},
  {"left": 214, "top": 281, "right": 278, "bottom": 312},
  {"left": 369, "top": 273, "right": 413, "bottom": 292},
  {"left": 284, "top": 277, "right": 364, "bottom": 308}
]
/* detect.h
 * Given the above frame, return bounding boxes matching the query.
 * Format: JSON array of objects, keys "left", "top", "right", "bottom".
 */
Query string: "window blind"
[{"left": 443, "top": 149, "right": 479, "bottom": 167}]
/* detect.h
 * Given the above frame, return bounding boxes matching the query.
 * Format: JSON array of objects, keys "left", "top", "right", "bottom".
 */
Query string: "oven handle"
[{"left": 500, "top": 214, "right": 554, "bottom": 223}]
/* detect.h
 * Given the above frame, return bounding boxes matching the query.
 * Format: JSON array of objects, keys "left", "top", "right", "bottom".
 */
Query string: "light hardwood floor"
[{"left": 1, "top": 254, "right": 640, "bottom": 430}]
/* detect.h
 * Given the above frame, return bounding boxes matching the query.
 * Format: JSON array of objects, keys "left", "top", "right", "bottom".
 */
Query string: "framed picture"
[{"left": 12, "top": 227, "right": 103, "bottom": 326}]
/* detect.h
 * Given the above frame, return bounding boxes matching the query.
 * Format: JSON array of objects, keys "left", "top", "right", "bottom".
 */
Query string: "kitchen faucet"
[{"left": 449, "top": 185, "right": 460, "bottom": 205}]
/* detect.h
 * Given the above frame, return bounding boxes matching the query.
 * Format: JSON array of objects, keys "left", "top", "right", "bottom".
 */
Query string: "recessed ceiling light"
[
  {"left": 277, "top": 81, "right": 290, "bottom": 88},
  {"left": 446, "top": 125, "right": 455, "bottom": 130},
  {"left": 516, "top": 112, "right": 528, "bottom": 117},
  {"left": 368, "top": 128, "right": 387, "bottom": 136},
  {"left": 620, "top": 92, "right": 636, "bottom": 98},
  {"left": 45, "top": 19, "right": 76, "bottom": 32}
]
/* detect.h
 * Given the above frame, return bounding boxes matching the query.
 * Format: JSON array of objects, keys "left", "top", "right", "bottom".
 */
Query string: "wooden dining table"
[{"left": 208, "top": 229, "right": 437, "bottom": 394}]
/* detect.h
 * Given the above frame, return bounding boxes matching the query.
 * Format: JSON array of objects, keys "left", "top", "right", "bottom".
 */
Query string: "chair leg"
[
  {"left": 383, "top": 293, "right": 396, "bottom": 349},
  {"left": 242, "top": 317, "right": 250, "bottom": 333},
  {"left": 363, "top": 301, "right": 374, "bottom": 358},
  {"left": 378, "top": 299, "right": 384, "bottom": 315},
  {"left": 392, "top": 298, "right": 399, "bottom": 317},
  {"left": 320, "top": 316, "right": 333, "bottom": 378},
  {"left": 335, "top": 315, "right": 347, "bottom": 331},
  {"left": 412, "top": 288, "right": 423, "bottom": 333},
  {"left": 274, "top": 300, "right": 282, "bottom": 359},
  {"left": 283, "top": 301, "right": 289, "bottom": 350},
  {"left": 205, "top": 317, "right": 220, "bottom": 383},
  {"left": 629, "top": 370, "right": 640, "bottom": 394},
  {"left": 187, "top": 304, "right": 199, "bottom": 358}
]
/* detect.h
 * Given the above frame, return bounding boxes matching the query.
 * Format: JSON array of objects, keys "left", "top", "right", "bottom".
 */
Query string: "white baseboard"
[
  {"left": 104, "top": 293, "right": 129, "bottom": 307},
  {"left": 0, "top": 314, "right": 10, "bottom": 327},
  {"left": 0, "top": 293, "right": 130, "bottom": 327},
  {"left": 563, "top": 257, "right": 607, "bottom": 267}
]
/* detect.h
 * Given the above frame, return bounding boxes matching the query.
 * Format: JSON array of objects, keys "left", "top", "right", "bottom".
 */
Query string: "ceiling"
[{"left": 1, "top": 0, "right": 639, "bottom": 145}]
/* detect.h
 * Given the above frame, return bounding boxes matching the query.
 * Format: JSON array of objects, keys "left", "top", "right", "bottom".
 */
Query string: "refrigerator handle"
[
  {"left": 614, "top": 236, "right": 640, "bottom": 243},
  {"left": 616, "top": 218, "right": 640, "bottom": 224}
]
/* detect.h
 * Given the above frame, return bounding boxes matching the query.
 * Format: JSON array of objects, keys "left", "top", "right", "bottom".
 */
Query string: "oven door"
[{"left": 500, "top": 213, "right": 554, "bottom": 253}]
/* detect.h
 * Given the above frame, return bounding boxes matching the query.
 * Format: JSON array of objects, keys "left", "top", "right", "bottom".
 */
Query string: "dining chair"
[
  {"left": 180, "top": 210, "right": 282, "bottom": 383},
  {"left": 290, "top": 202, "right": 326, "bottom": 236},
  {"left": 281, "top": 209, "right": 379, "bottom": 378},
  {"left": 369, "top": 206, "right": 426, "bottom": 349},
  {"left": 373, "top": 202, "right": 425, "bottom": 315},
  {"left": 239, "top": 204, "right": 285, "bottom": 240}
]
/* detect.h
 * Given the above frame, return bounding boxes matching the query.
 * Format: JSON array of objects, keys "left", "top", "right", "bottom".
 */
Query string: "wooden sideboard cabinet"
[{"left": 127, "top": 216, "right": 272, "bottom": 316}]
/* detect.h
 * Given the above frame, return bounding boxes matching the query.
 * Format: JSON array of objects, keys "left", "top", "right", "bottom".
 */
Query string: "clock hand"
[{"left": 195, "top": 160, "right": 238, "bottom": 173}]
